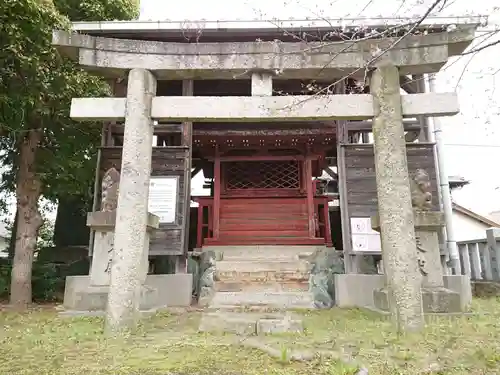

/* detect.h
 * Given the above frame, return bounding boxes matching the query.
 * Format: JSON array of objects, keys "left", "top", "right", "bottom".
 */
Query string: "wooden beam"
[
  {"left": 323, "top": 166, "right": 338, "bottom": 180},
  {"left": 180, "top": 79, "right": 194, "bottom": 269},
  {"left": 207, "top": 155, "right": 307, "bottom": 162},
  {"left": 194, "top": 128, "right": 335, "bottom": 137},
  {"left": 400, "top": 75, "right": 419, "bottom": 94},
  {"left": 347, "top": 119, "right": 419, "bottom": 131},
  {"left": 70, "top": 93, "right": 460, "bottom": 122},
  {"left": 304, "top": 158, "right": 316, "bottom": 238},
  {"left": 192, "top": 166, "right": 202, "bottom": 178},
  {"left": 213, "top": 149, "right": 221, "bottom": 239}
]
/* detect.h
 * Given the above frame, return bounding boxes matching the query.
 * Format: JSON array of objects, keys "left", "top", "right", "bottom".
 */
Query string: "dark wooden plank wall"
[
  {"left": 99, "top": 146, "right": 188, "bottom": 256},
  {"left": 344, "top": 144, "right": 438, "bottom": 218}
]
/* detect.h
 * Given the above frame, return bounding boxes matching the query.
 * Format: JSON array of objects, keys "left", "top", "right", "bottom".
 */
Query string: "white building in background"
[
  {"left": 0, "top": 222, "right": 9, "bottom": 257},
  {"left": 449, "top": 176, "right": 500, "bottom": 242}
]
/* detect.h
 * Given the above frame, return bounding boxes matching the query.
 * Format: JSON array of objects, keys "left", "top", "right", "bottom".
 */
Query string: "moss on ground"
[{"left": 1, "top": 298, "right": 500, "bottom": 374}]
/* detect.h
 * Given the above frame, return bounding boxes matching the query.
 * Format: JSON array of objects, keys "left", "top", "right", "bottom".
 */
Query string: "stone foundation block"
[
  {"left": 63, "top": 274, "right": 192, "bottom": 311},
  {"left": 69, "top": 285, "right": 158, "bottom": 311},
  {"left": 334, "top": 274, "right": 472, "bottom": 312},
  {"left": 199, "top": 312, "right": 257, "bottom": 335},
  {"left": 374, "top": 286, "right": 463, "bottom": 313},
  {"left": 256, "top": 318, "right": 303, "bottom": 334},
  {"left": 421, "top": 287, "right": 462, "bottom": 313}
]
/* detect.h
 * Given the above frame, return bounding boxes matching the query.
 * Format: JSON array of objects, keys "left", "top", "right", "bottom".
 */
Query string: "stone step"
[
  {"left": 203, "top": 245, "right": 322, "bottom": 261},
  {"left": 208, "top": 291, "right": 315, "bottom": 309},
  {"left": 215, "top": 281, "right": 309, "bottom": 293},
  {"left": 198, "top": 311, "right": 303, "bottom": 334},
  {"left": 217, "top": 260, "right": 309, "bottom": 273},
  {"left": 217, "top": 270, "right": 309, "bottom": 283}
]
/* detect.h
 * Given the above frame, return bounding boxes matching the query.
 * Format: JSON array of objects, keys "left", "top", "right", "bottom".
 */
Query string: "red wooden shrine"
[{"left": 192, "top": 122, "right": 335, "bottom": 248}]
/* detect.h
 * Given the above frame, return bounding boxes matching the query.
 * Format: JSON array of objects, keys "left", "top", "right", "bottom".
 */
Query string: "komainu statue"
[
  {"left": 308, "top": 248, "right": 344, "bottom": 309},
  {"left": 100, "top": 167, "right": 120, "bottom": 212},
  {"left": 411, "top": 169, "right": 432, "bottom": 211},
  {"left": 198, "top": 250, "right": 218, "bottom": 306}
]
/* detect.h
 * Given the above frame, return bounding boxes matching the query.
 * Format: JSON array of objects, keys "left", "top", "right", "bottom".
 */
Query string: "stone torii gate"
[{"left": 52, "top": 18, "right": 479, "bottom": 331}]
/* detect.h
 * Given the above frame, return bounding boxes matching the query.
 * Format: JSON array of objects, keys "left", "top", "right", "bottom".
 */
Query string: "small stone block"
[
  {"left": 374, "top": 287, "right": 464, "bottom": 313},
  {"left": 70, "top": 285, "right": 158, "bottom": 311},
  {"left": 216, "top": 282, "right": 243, "bottom": 292},
  {"left": 256, "top": 318, "right": 303, "bottom": 334},
  {"left": 413, "top": 211, "right": 445, "bottom": 229},
  {"left": 86, "top": 211, "right": 159, "bottom": 230},
  {"left": 373, "top": 288, "right": 390, "bottom": 311},
  {"left": 421, "top": 287, "right": 463, "bottom": 313},
  {"left": 87, "top": 211, "right": 116, "bottom": 230},
  {"left": 146, "top": 213, "right": 160, "bottom": 230},
  {"left": 199, "top": 312, "right": 257, "bottom": 335},
  {"left": 372, "top": 210, "right": 445, "bottom": 231}
]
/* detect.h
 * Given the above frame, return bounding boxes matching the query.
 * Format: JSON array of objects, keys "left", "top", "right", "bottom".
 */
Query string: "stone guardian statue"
[{"left": 100, "top": 167, "right": 120, "bottom": 212}]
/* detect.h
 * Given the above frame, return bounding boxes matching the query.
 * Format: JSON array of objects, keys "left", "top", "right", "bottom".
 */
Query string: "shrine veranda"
[{"left": 53, "top": 17, "right": 481, "bottom": 314}]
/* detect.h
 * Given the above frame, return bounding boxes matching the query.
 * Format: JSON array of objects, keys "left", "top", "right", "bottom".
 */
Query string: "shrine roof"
[{"left": 70, "top": 16, "right": 485, "bottom": 43}]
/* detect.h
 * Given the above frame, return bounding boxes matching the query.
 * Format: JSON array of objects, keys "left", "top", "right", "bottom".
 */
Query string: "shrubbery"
[{"left": 0, "top": 258, "right": 89, "bottom": 302}]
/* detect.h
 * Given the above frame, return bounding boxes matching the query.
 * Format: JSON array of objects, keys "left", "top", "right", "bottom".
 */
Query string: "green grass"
[{"left": 1, "top": 298, "right": 500, "bottom": 374}]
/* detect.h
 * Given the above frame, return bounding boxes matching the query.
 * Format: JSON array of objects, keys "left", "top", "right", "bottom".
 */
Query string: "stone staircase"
[{"left": 198, "top": 245, "right": 324, "bottom": 333}]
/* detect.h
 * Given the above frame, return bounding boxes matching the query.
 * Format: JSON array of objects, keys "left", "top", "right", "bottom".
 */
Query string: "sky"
[{"left": 139, "top": 0, "right": 500, "bottom": 216}]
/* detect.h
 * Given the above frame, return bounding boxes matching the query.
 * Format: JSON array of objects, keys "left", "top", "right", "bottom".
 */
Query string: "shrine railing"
[
  {"left": 192, "top": 195, "right": 333, "bottom": 248},
  {"left": 193, "top": 197, "right": 214, "bottom": 249},
  {"left": 457, "top": 228, "right": 500, "bottom": 281}
]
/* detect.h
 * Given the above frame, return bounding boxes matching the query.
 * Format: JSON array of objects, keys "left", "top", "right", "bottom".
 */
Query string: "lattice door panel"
[{"left": 224, "top": 161, "right": 301, "bottom": 190}]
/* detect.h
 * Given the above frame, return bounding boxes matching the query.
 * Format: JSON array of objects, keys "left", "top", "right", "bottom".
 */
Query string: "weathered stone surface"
[
  {"left": 53, "top": 28, "right": 477, "bottom": 78},
  {"left": 410, "top": 169, "right": 433, "bottom": 211},
  {"left": 370, "top": 65, "right": 423, "bottom": 332},
  {"left": 256, "top": 317, "right": 303, "bottom": 334},
  {"left": 198, "top": 250, "right": 217, "bottom": 307},
  {"left": 187, "top": 255, "right": 200, "bottom": 297},
  {"left": 64, "top": 274, "right": 192, "bottom": 312},
  {"left": 209, "top": 291, "right": 314, "bottom": 309},
  {"left": 105, "top": 68, "right": 157, "bottom": 333},
  {"left": 198, "top": 311, "right": 304, "bottom": 335},
  {"left": 89, "top": 231, "right": 114, "bottom": 286},
  {"left": 199, "top": 312, "right": 257, "bottom": 335},
  {"left": 100, "top": 167, "right": 120, "bottom": 211},
  {"left": 421, "top": 287, "right": 462, "bottom": 313},
  {"left": 415, "top": 228, "right": 444, "bottom": 288},
  {"left": 375, "top": 287, "right": 462, "bottom": 313},
  {"left": 251, "top": 71, "right": 273, "bottom": 96},
  {"left": 69, "top": 94, "right": 460, "bottom": 122},
  {"left": 308, "top": 248, "right": 344, "bottom": 309}
]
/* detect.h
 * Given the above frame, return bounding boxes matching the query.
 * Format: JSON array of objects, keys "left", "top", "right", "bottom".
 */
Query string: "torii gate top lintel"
[{"left": 52, "top": 16, "right": 482, "bottom": 81}]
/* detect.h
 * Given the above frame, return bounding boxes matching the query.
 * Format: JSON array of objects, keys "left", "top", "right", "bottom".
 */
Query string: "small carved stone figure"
[
  {"left": 411, "top": 169, "right": 432, "bottom": 211},
  {"left": 308, "top": 248, "right": 344, "bottom": 309},
  {"left": 187, "top": 255, "right": 200, "bottom": 298},
  {"left": 100, "top": 167, "right": 120, "bottom": 211},
  {"left": 198, "top": 250, "right": 218, "bottom": 306}
]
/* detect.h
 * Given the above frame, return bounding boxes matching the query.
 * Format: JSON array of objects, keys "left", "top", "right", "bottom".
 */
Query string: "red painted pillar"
[
  {"left": 197, "top": 204, "right": 203, "bottom": 248},
  {"left": 304, "top": 158, "right": 315, "bottom": 238},
  {"left": 213, "top": 152, "right": 221, "bottom": 240},
  {"left": 324, "top": 199, "right": 333, "bottom": 246}
]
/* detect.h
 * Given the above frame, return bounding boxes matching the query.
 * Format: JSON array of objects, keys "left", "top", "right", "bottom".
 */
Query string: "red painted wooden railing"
[{"left": 192, "top": 195, "right": 333, "bottom": 248}]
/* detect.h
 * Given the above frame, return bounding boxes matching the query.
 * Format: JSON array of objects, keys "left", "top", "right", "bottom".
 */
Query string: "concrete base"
[
  {"left": 334, "top": 274, "right": 472, "bottom": 312},
  {"left": 63, "top": 274, "right": 192, "bottom": 311},
  {"left": 373, "top": 287, "right": 462, "bottom": 313}
]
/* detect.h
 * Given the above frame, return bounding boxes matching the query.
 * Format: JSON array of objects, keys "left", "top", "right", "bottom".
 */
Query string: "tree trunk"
[
  {"left": 7, "top": 209, "right": 18, "bottom": 261},
  {"left": 10, "top": 129, "right": 43, "bottom": 309}
]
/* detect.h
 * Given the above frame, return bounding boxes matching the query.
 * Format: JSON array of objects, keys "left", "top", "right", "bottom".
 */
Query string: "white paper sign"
[
  {"left": 148, "top": 177, "right": 178, "bottom": 224},
  {"left": 351, "top": 217, "right": 382, "bottom": 252}
]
